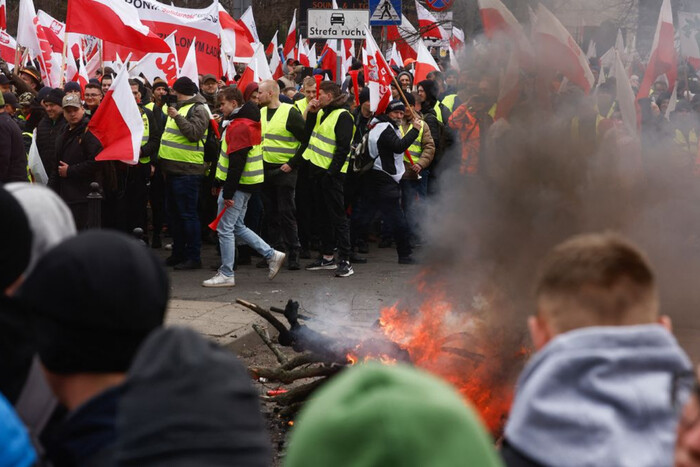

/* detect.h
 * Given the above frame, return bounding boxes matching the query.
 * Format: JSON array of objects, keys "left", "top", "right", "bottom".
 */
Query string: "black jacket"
[
  {"left": 262, "top": 104, "right": 307, "bottom": 188},
  {"left": 370, "top": 114, "right": 419, "bottom": 181},
  {"left": 36, "top": 114, "right": 67, "bottom": 175},
  {"left": 0, "top": 296, "right": 34, "bottom": 404},
  {"left": 49, "top": 116, "right": 102, "bottom": 204},
  {"left": 0, "top": 112, "right": 28, "bottom": 183},
  {"left": 223, "top": 101, "right": 261, "bottom": 199},
  {"left": 139, "top": 105, "right": 161, "bottom": 164}
]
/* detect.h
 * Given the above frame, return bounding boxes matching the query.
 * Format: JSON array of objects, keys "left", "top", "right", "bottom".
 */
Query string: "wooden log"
[
  {"left": 252, "top": 324, "right": 288, "bottom": 365},
  {"left": 265, "top": 378, "right": 326, "bottom": 405},
  {"left": 237, "top": 298, "right": 291, "bottom": 339},
  {"left": 281, "top": 353, "right": 329, "bottom": 370}
]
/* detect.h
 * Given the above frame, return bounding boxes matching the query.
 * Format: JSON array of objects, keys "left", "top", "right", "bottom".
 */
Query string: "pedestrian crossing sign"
[{"left": 369, "top": 0, "right": 401, "bottom": 26}]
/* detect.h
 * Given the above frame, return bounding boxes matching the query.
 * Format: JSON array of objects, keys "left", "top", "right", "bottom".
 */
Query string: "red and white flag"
[
  {"left": 66, "top": 0, "right": 170, "bottom": 54},
  {"left": 414, "top": 39, "right": 439, "bottom": 84},
  {"left": 614, "top": 50, "right": 637, "bottom": 135},
  {"left": 320, "top": 40, "right": 338, "bottom": 79},
  {"left": 477, "top": 0, "right": 533, "bottom": 66},
  {"left": 128, "top": 31, "right": 178, "bottom": 85},
  {"left": 363, "top": 27, "right": 393, "bottom": 114},
  {"left": 283, "top": 10, "right": 297, "bottom": 60},
  {"left": 415, "top": 0, "right": 447, "bottom": 40},
  {"left": 636, "top": 0, "right": 676, "bottom": 100},
  {"left": 388, "top": 42, "right": 403, "bottom": 71},
  {"left": 270, "top": 45, "right": 283, "bottom": 80},
  {"left": 239, "top": 6, "right": 260, "bottom": 44},
  {"left": 450, "top": 27, "right": 465, "bottom": 50},
  {"left": 18, "top": 0, "right": 61, "bottom": 87},
  {"left": 0, "top": 0, "right": 6, "bottom": 31},
  {"left": 237, "top": 43, "right": 272, "bottom": 91},
  {"left": 90, "top": 66, "right": 144, "bottom": 165},
  {"left": 386, "top": 14, "right": 418, "bottom": 61},
  {"left": 297, "top": 36, "right": 310, "bottom": 67},
  {"left": 36, "top": 10, "right": 64, "bottom": 53},
  {"left": 533, "top": 4, "right": 594, "bottom": 94},
  {"left": 266, "top": 31, "right": 278, "bottom": 56},
  {"left": 0, "top": 30, "right": 15, "bottom": 66},
  {"left": 219, "top": 4, "right": 255, "bottom": 63},
  {"left": 17, "top": 0, "right": 41, "bottom": 56},
  {"left": 179, "top": 36, "right": 199, "bottom": 84}
]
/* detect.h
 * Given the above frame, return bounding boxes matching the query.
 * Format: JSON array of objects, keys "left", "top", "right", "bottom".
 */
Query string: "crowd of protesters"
[{"left": 4, "top": 35, "right": 700, "bottom": 466}]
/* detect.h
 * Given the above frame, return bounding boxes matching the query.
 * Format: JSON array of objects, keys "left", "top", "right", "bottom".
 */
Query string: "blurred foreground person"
[
  {"left": 675, "top": 371, "right": 700, "bottom": 467},
  {"left": 502, "top": 233, "right": 691, "bottom": 467},
  {"left": 18, "top": 231, "right": 169, "bottom": 466},
  {"left": 284, "top": 362, "right": 503, "bottom": 467}
]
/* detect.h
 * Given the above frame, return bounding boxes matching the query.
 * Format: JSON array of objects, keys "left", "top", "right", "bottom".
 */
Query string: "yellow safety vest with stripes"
[
  {"left": 675, "top": 129, "right": 698, "bottom": 154},
  {"left": 400, "top": 122, "right": 424, "bottom": 164},
  {"left": 295, "top": 98, "right": 309, "bottom": 115},
  {"left": 441, "top": 94, "right": 457, "bottom": 112},
  {"left": 433, "top": 102, "right": 445, "bottom": 124},
  {"left": 261, "top": 103, "right": 300, "bottom": 164},
  {"left": 215, "top": 127, "right": 265, "bottom": 185},
  {"left": 158, "top": 103, "right": 207, "bottom": 165},
  {"left": 139, "top": 108, "right": 150, "bottom": 164},
  {"left": 302, "top": 108, "right": 353, "bottom": 173}
]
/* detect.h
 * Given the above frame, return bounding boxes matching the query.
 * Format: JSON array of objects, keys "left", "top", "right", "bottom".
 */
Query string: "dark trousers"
[
  {"left": 357, "top": 171, "right": 412, "bottom": 258},
  {"left": 262, "top": 183, "right": 300, "bottom": 251},
  {"left": 125, "top": 164, "right": 149, "bottom": 236},
  {"left": 149, "top": 165, "right": 166, "bottom": 238},
  {"left": 311, "top": 172, "right": 352, "bottom": 260},
  {"left": 165, "top": 174, "right": 202, "bottom": 262},
  {"left": 296, "top": 163, "right": 316, "bottom": 250},
  {"left": 69, "top": 202, "right": 89, "bottom": 231}
]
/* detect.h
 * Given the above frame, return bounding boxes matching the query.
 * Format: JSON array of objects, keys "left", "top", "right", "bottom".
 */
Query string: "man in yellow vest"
[
  {"left": 258, "top": 79, "right": 307, "bottom": 270},
  {"left": 143, "top": 80, "right": 168, "bottom": 248},
  {"left": 281, "top": 81, "right": 355, "bottom": 277},
  {"left": 158, "top": 77, "right": 210, "bottom": 270},
  {"left": 203, "top": 86, "right": 286, "bottom": 287},
  {"left": 294, "top": 76, "right": 316, "bottom": 120}
]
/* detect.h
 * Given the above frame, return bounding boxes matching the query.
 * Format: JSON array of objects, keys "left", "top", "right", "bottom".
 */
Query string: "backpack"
[
  {"left": 187, "top": 103, "right": 221, "bottom": 163},
  {"left": 351, "top": 130, "right": 376, "bottom": 173}
]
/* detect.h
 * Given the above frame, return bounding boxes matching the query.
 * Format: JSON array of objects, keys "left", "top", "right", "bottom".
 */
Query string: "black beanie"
[
  {"left": 0, "top": 187, "right": 32, "bottom": 291},
  {"left": 172, "top": 77, "right": 198, "bottom": 96},
  {"left": 18, "top": 230, "right": 170, "bottom": 374},
  {"left": 44, "top": 88, "right": 66, "bottom": 106},
  {"left": 418, "top": 79, "right": 438, "bottom": 104},
  {"left": 359, "top": 87, "right": 370, "bottom": 105}
]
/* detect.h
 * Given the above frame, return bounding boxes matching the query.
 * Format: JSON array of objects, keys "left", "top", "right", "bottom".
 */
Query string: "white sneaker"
[
  {"left": 164, "top": 243, "right": 173, "bottom": 251},
  {"left": 267, "top": 250, "right": 286, "bottom": 280},
  {"left": 202, "top": 272, "right": 236, "bottom": 287}
]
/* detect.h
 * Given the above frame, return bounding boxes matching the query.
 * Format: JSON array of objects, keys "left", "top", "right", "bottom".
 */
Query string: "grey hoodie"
[{"left": 504, "top": 324, "right": 691, "bottom": 467}]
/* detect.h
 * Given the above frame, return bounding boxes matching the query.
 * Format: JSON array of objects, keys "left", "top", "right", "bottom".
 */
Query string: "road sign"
[
  {"left": 369, "top": 0, "right": 401, "bottom": 26},
  {"left": 307, "top": 9, "right": 369, "bottom": 39}
]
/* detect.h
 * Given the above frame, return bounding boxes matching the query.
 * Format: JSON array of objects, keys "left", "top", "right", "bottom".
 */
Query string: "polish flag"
[
  {"left": 18, "top": 0, "right": 60, "bottom": 87},
  {"left": 415, "top": 1, "right": 447, "bottom": 40},
  {"left": 128, "top": 32, "right": 178, "bottom": 86},
  {"left": 477, "top": 0, "right": 533, "bottom": 66},
  {"left": 636, "top": 0, "right": 676, "bottom": 100},
  {"left": 386, "top": 15, "right": 418, "bottom": 61},
  {"left": 66, "top": 0, "right": 170, "bottom": 54},
  {"left": 266, "top": 31, "right": 278, "bottom": 56},
  {"left": 308, "top": 42, "right": 318, "bottom": 68},
  {"left": 533, "top": 4, "right": 594, "bottom": 94},
  {"left": 283, "top": 10, "right": 297, "bottom": 60},
  {"left": 388, "top": 42, "right": 403, "bottom": 71},
  {"left": 0, "top": 0, "right": 6, "bottom": 30},
  {"left": 414, "top": 39, "right": 439, "bottom": 84},
  {"left": 450, "top": 27, "right": 465, "bottom": 50},
  {"left": 239, "top": 6, "right": 260, "bottom": 44},
  {"left": 237, "top": 43, "right": 272, "bottom": 91},
  {"left": 75, "top": 43, "right": 90, "bottom": 93},
  {"left": 17, "top": 0, "right": 41, "bottom": 57},
  {"left": 270, "top": 46, "right": 283, "bottom": 80},
  {"left": 219, "top": 5, "right": 255, "bottom": 63},
  {"left": 85, "top": 45, "right": 101, "bottom": 78},
  {"left": 0, "top": 29, "right": 16, "bottom": 65},
  {"left": 495, "top": 51, "right": 520, "bottom": 120},
  {"left": 90, "top": 67, "right": 144, "bottom": 165},
  {"left": 363, "top": 27, "right": 393, "bottom": 114},
  {"left": 320, "top": 40, "right": 339, "bottom": 80},
  {"left": 297, "top": 36, "right": 310, "bottom": 67},
  {"left": 179, "top": 36, "right": 199, "bottom": 84}
]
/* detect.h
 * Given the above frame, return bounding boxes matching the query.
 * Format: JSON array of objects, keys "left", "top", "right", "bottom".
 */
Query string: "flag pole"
[
  {"left": 60, "top": 30, "right": 68, "bottom": 86},
  {"left": 13, "top": 45, "right": 20, "bottom": 71}
]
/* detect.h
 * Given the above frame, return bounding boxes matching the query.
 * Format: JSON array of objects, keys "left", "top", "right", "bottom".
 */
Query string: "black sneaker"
[
  {"left": 174, "top": 259, "right": 202, "bottom": 270},
  {"left": 165, "top": 255, "right": 184, "bottom": 266},
  {"left": 335, "top": 260, "right": 354, "bottom": 277},
  {"left": 306, "top": 257, "right": 336, "bottom": 270},
  {"left": 287, "top": 250, "right": 301, "bottom": 270},
  {"left": 356, "top": 240, "right": 370, "bottom": 254},
  {"left": 398, "top": 256, "right": 417, "bottom": 265}
]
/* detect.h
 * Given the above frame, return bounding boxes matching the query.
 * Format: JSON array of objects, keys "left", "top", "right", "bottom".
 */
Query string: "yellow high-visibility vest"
[
  {"left": 400, "top": 122, "right": 424, "bottom": 164},
  {"left": 158, "top": 103, "right": 207, "bottom": 165},
  {"left": 302, "top": 108, "right": 354, "bottom": 173},
  {"left": 261, "top": 103, "right": 300, "bottom": 164},
  {"left": 215, "top": 127, "right": 264, "bottom": 185}
]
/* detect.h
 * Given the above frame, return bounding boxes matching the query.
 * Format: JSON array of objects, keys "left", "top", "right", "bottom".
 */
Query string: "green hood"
[{"left": 284, "top": 362, "right": 503, "bottom": 467}]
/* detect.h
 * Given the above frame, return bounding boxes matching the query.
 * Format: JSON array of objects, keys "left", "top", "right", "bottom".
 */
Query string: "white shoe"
[
  {"left": 202, "top": 272, "right": 236, "bottom": 287},
  {"left": 267, "top": 250, "right": 286, "bottom": 280},
  {"left": 164, "top": 243, "right": 173, "bottom": 251}
]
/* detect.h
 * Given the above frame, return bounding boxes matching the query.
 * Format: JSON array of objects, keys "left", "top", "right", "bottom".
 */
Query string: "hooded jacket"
[
  {"left": 502, "top": 325, "right": 692, "bottom": 467},
  {"left": 115, "top": 327, "right": 271, "bottom": 466}
]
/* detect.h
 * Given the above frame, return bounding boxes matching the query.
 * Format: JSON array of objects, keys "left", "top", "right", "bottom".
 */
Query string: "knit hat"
[
  {"left": 359, "top": 87, "right": 370, "bottom": 105},
  {"left": 0, "top": 187, "right": 32, "bottom": 291},
  {"left": 44, "top": 88, "right": 65, "bottom": 106},
  {"left": 152, "top": 80, "right": 169, "bottom": 92},
  {"left": 284, "top": 363, "right": 503, "bottom": 467},
  {"left": 243, "top": 82, "right": 259, "bottom": 102},
  {"left": 386, "top": 99, "right": 405, "bottom": 113},
  {"left": 2, "top": 92, "right": 17, "bottom": 108},
  {"left": 64, "top": 81, "right": 81, "bottom": 93},
  {"left": 37, "top": 87, "right": 52, "bottom": 103},
  {"left": 18, "top": 230, "right": 170, "bottom": 374},
  {"left": 172, "top": 77, "right": 198, "bottom": 96}
]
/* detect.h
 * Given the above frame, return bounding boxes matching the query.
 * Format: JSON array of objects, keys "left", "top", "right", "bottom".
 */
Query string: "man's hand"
[
  {"left": 280, "top": 163, "right": 292, "bottom": 173},
  {"left": 58, "top": 161, "right": 69, "bottom": 178},
  {"left": 308, "top": 99, "right": 321, "bottom": 113},
  {"left": 411, "top": 163, "right": 422, "bottom": 174},
  {"left": 224, "top": 198, "right": 235, "bottom": 208},
  {"left": 150, "top": 164, "right": 156, "bottom": 177},
  {"left": 411, "top": 118, "right": 422, "bottom": 130},
  {"left": 167, "top": 106, "right": 178, "bottom": 118}
]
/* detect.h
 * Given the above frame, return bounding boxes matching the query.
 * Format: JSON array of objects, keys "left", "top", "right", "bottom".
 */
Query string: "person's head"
[
  {"left": 445, "top": 69, "right": 458, "bottom": 89},
  {"left": 529, "top": 233, "right": 664, "bottom": 351},
  {"left": 218, "top": 86, "right": 243, "bottom": 116},
  {"left": 129, "top": 79, "right": 142, "bottom": 104},
  {"left": 302, "top": 76, "right": 316, "bottom": 101},
  {"left": 0, "top": 187, "right": 32, "bottom": 297},
  {"left": 62, "top": 94, "right": 85, "bottom": 127},
  {"left": 152, "top": 80, "right": 169, "bottom": 103},
  {"left": 318, "top": 81, "right": 341, "bottom": 108},
  {"left": 200, "top": 74, "right": 218, "bottom": 95},
  {"left": 284, "top": 362, "right": 502, "bottom": 467},
  {"left": 101, "top": 74, "right": 115, "bottom": 94},
  {"left": 172, "top": 77, "right": 198, "bottom": 101},
  {"left": 417, "top": 79, "right": 438, "bottom": 105},
  {"left": 243, "top": 82, "right": 259, "bottom": 103},
  {"left": 359, "top": 87, "right": 371, "bottom": 117},
  {"left": 0, "top": 74, "right": 11, "bottom": 93},
  {"left": 257, "top": 79, "right": 280, "bottom": 107},
  {"left": 390, "top": 82, "right": 400, "bottom": 99},
  {"left": 64, "top": 81, "right": 82, "bottom": 97},
  {"left": 18, "top": 230, "right": 169, "bottom": 410},
  {"left": 404, "top": 92, "right": 417, "bottom": 115},
  {"left": 654, "top": 79, "right": 669, "bottom": 94},
  {"left": 18, "top": 92, "right": 33, "bottom": 117},
  {"left": 3, "top": 92, "right": 17, "bottom": 116},
  {"left": 398, "top": 71, "right": 413, "bottom": 91},
  {"left": 84, "top": 83, "right": 102, "bottom": 109},
  {"left": 283, "top": 86, "right": 297, "bottom": 99},
  {"left": 427, "top": 70, "right": 445, "bottom": 94},
  {"left": 478, "top": 76, "right": 498, "bottom": 101},
  {"left": 386, "top": 99, "right": 405, "bottom": 124},
  {"left": 20, "top": 67, "right": 41, "bottom": 91},
  {"left": 44, "top": 88, "right": 66, "bottom": 121}
]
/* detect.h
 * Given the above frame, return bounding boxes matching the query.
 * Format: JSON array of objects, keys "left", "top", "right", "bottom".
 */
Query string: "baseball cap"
[
  {"left": 201, "top": 73, "right": 217, "bottom": 84},
  {"left": 62, "top": 94, "right": 82, "bottom": 109}
]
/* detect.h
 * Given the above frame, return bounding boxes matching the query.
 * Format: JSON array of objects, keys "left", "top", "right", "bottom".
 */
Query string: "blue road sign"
[{"left": 369, "top": 0, "right": 401, "bottom": 26}]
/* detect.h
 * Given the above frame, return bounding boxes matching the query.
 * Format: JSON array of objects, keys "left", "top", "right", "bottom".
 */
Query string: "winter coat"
[
  {"left": 368, "top": 114, "right": 419, "bottom": 184},
  {"left": 0, "top": 112, "right": 28, "bottom": 183},
  {"left": 400, "top": 118, "right": 435, "bottom": 180},
  {"left": 36, "top": 114, "right": 67, "bottom": 176}
]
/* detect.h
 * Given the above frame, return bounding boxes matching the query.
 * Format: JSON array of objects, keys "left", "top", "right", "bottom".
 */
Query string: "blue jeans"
[
  {"left": 166, "top": 174, "right": 202, "bottom": 262},
  {"left": 217, "top": 190, "right": 274, "bottom": 277}
]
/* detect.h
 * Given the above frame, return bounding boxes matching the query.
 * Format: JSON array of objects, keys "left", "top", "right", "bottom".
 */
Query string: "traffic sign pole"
[{"left": 336, "top": 39, "right": 342, "bottom": 85}]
